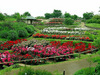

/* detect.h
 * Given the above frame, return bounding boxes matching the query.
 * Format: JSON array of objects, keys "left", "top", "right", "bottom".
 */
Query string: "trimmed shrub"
[
  {"left": 17, "top": 28, "right": 28, "bottom": 37},
  {"left": 25, "top": 26, "right": 34, "bottom": 34},
  {"left": 64, "top": 18, "right": 74, "bottom": 25},
  {"left": 0, "top": 30, "right": 9, "bottom": 38},
  {"left": 7, "top": 30, "right": 18, "bottom": 40}
]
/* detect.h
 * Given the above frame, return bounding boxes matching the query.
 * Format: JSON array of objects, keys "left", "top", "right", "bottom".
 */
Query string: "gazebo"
[{"left": 22, "top": 16, "right": 36, "bottom": 24}]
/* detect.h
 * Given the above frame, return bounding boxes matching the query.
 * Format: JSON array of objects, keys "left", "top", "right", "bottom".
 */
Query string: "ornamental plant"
[
  {"left": 13, "top": 39, "right": 49, "bottom": 47},
  {"left": 0, "top": 51, "right": 16, "bottom": 65},
  {"left": 33, "top": 33, "right": 91, "bottom": 41},
  {"left": 0, "top": 41, "right": 96, "bottom": 65},
  {"left": 0, "top": 39, "right": 27, "bottom": 50},
  {"left": 74, "top": 42, "right": 96, "bottom": 52}
]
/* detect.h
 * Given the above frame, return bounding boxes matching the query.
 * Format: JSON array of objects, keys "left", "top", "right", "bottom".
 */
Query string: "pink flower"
[{"left": 66, "top": 52, "right": 70, "bottom": 54}]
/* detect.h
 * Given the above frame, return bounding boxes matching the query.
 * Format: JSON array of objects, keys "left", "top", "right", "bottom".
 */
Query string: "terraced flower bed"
[
  {"left": 33, "top": 33, "right": 93, "bottom": 41},
  {"left": 41, "top": 27, "right": 92, "bottom": 35},
  {"left": 0, "top": 40, "right": 97, "bottom": 67},
  {"left": 0, "top": 39, "right": 27, "bottom": 50}
]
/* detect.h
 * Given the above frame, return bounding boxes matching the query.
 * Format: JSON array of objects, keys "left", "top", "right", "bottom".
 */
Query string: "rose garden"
[{"left": 0, "top": 11, "right": 100, "bottom": 75}]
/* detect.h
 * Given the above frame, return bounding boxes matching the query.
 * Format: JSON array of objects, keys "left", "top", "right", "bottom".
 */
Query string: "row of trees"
[
  {"left": 44, "top": 9, "right": 79, "bottom": 20},
  {"left": 0, "top": 9, "right": 99, "bottom": 22},
  {"left": 0, "top": 12, "right": 31, "bottom": 21}
]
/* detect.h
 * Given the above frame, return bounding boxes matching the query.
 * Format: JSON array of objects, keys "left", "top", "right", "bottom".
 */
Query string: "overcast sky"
[{"left": 0, "top": 0, "right": 100, "bottom": 17}]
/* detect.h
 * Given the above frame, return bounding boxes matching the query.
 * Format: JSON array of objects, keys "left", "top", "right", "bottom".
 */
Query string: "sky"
[{"left": 0, "top": 0, "right": 100, "bottom": 17}]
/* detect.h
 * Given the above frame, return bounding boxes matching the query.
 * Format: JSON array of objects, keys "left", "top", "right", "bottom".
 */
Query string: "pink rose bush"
[
  {"left": 0, "top": 51, "right": 16, "bottom": 65},
  {"left": 0, "top": 41, "right": 97, "bottom": 66}
]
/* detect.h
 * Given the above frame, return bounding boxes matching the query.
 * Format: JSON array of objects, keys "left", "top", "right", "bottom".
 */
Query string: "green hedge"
[
  {"left": 7, "top": 30, "right": 18, "bottom": 40},
  {"left": 25, "top": 25, "right": 34, "bottom": 34},
  {"left": 0, "top": 30, "right": 9, "bottom": 38},
  {"left": 17, "top": 28, "right": 29, "bottom": 37}
]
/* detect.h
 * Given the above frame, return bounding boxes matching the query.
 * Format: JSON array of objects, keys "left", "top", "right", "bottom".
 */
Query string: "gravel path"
[
  {"left": 33, "top": 59, "right": 97, "bottom": 75},
  {"left": 19, "top": 58, "right": 97, "bottom": 75}
]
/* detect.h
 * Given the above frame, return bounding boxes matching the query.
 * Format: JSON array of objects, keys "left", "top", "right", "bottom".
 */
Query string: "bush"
[
  {"left": 92, "top": 37, "right": 100, "bottom": 47},
  {"left": 18, "top": 67, "right": 52, "bottom": 75},
  {"left": 64, "top": 18, "right": 74, "bottom": 25},
  {"left": 85, "top": 32, "right": 95, "bottom": 40},
  {"left": 7, "top": 30, "right": 18, "bottom": 40},
  {"left": 95, "top": 64, "right": 100, "bottom": 75},
  {"left": 74, "top": 67, "right": 95, "bottom": 75},
  {"left": 86, "top": 15, "right": 100, "bottom": 24},
  {"left": 0, "top": 30, "right": 9, "bottom": 38},
  {"left": 0, "top": 21, "right": 27, "bottom": 31},
  {"left": 25, "top": 26, "right": 34, "bottom": 34},
  {"left": 17, "top": 28, "right": 28, "bottom": 37}
]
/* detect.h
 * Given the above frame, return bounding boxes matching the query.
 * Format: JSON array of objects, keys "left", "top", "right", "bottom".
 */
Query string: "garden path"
[{"left": 19, "top": 58, "right": 97, "bottom": 75}]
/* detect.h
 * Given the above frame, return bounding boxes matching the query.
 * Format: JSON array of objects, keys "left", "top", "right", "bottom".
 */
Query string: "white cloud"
[{"left": 0, "top": 0, "right": 100, "bottom": 17}]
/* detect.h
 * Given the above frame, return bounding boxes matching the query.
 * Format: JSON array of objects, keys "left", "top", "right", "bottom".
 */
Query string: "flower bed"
[
  {"left": 0, "top": 41, "right": 96, "bottom": 66},
  {"left": 41, "top": 27, "right": 93, "bottom": 35},
  {"left": 33, "top": 33, "right": 92, "bottom": 41},
  {"left": 46, "top": 18, "right": 64, "bottom": 25},
  {"left": 0, "top": 39, "right": 27, "bottom": 50},
  {"left": 46, "top": 22, "right": 63, "bottom": 25},
  {"left": 13, "top": 39, "right": 50, "bottom": 47},
  {"left": 74, "top": 42, "right": 96, "bottom": 52}
]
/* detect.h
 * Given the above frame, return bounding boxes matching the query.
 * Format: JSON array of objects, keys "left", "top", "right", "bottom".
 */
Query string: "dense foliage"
[
  {"left": 45, "top": 9, "right": 62, "bottom": 19},
  {"left": 86, "top": 15, "right": 100, "bottom": 23},
  {"left": 0, "top": 13, "right": 5, "bottom": 21},
  {"left": 0, "top": 22, "right": 34, "bottom": 40},
  {"left": 64, "top": 18, "right": 74, "bottom": 25},
  {"left": 83, "top": 12, "right": 94, "bottom": 20}
]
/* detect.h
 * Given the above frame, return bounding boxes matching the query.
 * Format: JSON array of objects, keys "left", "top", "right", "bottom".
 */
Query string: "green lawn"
[
  {"left": 86, "top": 23, "right": 100, "bottom": 28},
  {"left": 33, "top": 38, "right": 93, "bottom": 43}
]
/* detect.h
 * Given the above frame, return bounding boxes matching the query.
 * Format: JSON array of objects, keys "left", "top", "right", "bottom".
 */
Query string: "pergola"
[{"left": 22, "top": 16, "right": 36, "bottom": 24}]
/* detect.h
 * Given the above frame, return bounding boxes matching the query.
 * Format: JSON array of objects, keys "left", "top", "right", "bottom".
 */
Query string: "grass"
[
  {"left": 86, "top": 23, "right": 100, "bottom": 28},
  {"left": 74, "top": 67, "right": 95, "bottom": 75},
  {"left": 34, "top": 25, "right": 47, "bottom": 30},
  {"left": 32, "top": 37, "right": 93, "bottom": 44},
  {"left": 0, "top": 65, "right": 62, "bottom": 75},
  {"left": 0, "top": 38, "right": 8, "bottom": 41},
  {"left": 0, "top": 50, "right": 12, "bottom": 53}
]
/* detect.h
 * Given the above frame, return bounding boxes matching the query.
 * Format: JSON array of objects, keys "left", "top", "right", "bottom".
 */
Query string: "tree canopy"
[
  {"left": 0, "top": 13, "right": 5, "bottom": 21},
  {"left": 83, "top": 12, "right": 94, "bottom": 20},
  {"left": 22, "top": 12, "right": 31, "bottom": 17},
  {"left": 64, "top": 13, "right": 71, "bottom": 18},
  {"left": 45, "top": 9, "right": 62, "bottom": 19}
]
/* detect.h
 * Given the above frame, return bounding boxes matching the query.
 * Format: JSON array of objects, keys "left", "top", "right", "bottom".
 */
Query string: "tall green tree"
[
  {"left": 0, "top": 13, "right": 5, "bottom": 21},
  {"left": 45, "top": 13, "right": 53, "bottom": 19},
  {"left": 71, "top": 14, "right": 78, "bottom": 20},
  {"left": 64, "top": 12, "right": 71, "bottom": 18},
  {"left": 23, "top": 12, "right": 31, "bottom": 16},
  {"left": 36, "top": 16, "right": 45, "bottom": 19},
  {"left": 64, "top": 18, "right": 74, "bottom": 25},
  {"left": 52, "top": 9, "right": 62, "bottom": 18},
  {"left": 83, "top": 12, "right": 94, "bottom": 20},
  {"left": 11, "top": 12, "right": 21, "bottom": 21}
]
